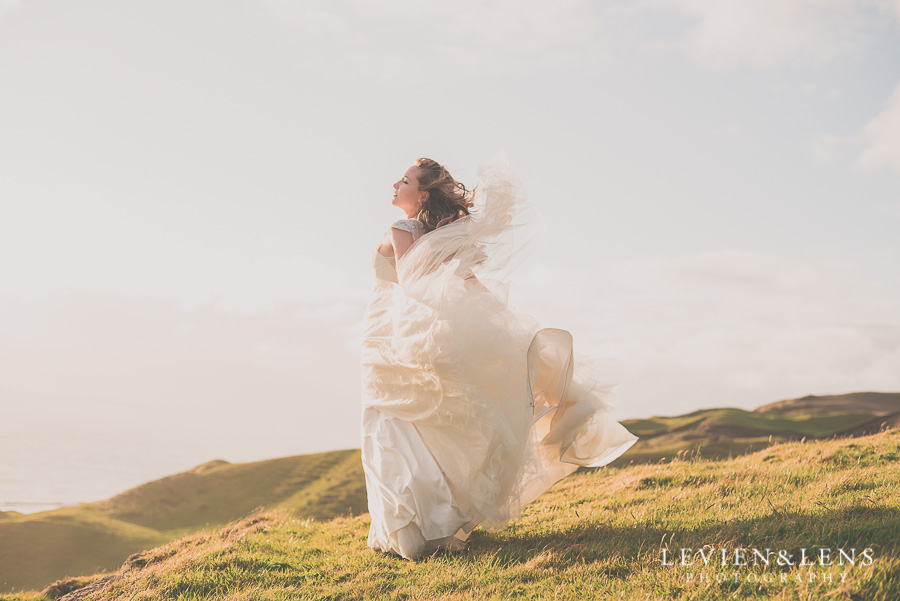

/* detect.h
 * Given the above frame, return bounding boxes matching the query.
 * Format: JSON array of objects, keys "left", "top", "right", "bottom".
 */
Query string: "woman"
[{"left": 361, "top": 157, "right": 637, "bottom": 559}]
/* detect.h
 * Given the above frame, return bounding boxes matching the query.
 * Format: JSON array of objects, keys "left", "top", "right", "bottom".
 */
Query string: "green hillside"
[
  {"left": 2, "top": 391, "right": 897, "bottom": 596},
  {"left": 612, "top": 391, "right": 900, "bottom": 466},
  {"left": 4, "top": 427, "right": 899, "bottom": 600},
  {"left": 0, "top": 448, "right": 366, "bottom": 593},
  {"left": 93, "top": 449, "right": 366, "bottom": 530}
]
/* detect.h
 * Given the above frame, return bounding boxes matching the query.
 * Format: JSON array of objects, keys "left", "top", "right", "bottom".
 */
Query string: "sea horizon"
[{"left": 0, "top": 420, "right": 356, "bottom": 515}]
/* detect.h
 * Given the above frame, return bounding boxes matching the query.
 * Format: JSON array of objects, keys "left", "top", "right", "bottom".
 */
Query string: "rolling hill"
[
  {"left": 0, "top": 448, "right": 366, "bottom": 593},
  {"left": 611, "top": 391, "right": 900, "bottom": 466},
  {"left": 1, "top": 391, "right": 897, "bottom": 595},
  {"left": 4, "top": 424, "right": 899, "bottom": 600}
]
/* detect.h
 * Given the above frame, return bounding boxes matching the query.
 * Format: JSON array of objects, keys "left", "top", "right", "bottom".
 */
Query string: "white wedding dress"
[{"left": 360, "top": 159, "right": 638, "bottom": 559}]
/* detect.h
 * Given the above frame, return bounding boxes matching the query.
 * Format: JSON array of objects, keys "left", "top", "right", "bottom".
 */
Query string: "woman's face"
[{"left": 393, "top": 166, "right": 425, "bottom": 215}]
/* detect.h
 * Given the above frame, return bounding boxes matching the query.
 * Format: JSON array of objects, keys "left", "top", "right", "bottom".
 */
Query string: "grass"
[
  {"left": 95, "top": 449, "right": 365, "bottom": 531},
  {"left": 614, "top": 406, "right": 890, "bottom": 466},
  {"left": 0, "top": 449, "right": 367, "bottom": 593},
  {"left": 4, "top": 427, "right": 898, "bottom": 600},
  {"left": 621, "top": 407, "right": 880, "bottom": 438}
]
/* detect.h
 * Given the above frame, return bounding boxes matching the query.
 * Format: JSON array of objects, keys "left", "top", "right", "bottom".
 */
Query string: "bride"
[{"left": 361, "top": 156, "right": 638, "bottom": 559}]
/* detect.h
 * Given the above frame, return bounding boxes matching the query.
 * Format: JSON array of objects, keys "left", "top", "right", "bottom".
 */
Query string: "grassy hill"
[
  {"left": 3, "top": 426, "right": 898, "bottom": 600},
  {"left": 2, "top": 391, "right": 897, "bottom": 596},
  {"left": 0, "top": 448, "right": 366, "bottom": 593},
  {"left": 612, "top": 391, "right": 900, "bottom": 466}
]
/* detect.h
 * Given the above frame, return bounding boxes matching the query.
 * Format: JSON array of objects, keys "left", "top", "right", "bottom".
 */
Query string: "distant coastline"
[{"left": 1, "top": 501, "right": 70, "bottom": 514}]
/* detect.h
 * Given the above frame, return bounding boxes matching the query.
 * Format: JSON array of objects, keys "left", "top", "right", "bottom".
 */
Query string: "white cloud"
[
  {"left": 656, "top": 0, "right": 900, "bottom": 69},
  {"left": 515, "top": 250, "right": 900, "bottom": 417},
  {"left": 256, "top": 0, "right": 607, "bottom": 73},
  {"left": 855, "top": 79, "right": 900, "bottom": 173},
  {"left": 3, "top": 247, "right": 898, "bottom": 470}
]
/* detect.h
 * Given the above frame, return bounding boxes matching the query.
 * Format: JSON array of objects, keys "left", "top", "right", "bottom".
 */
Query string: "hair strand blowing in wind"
[{"left": 414, "top": 158, "right": 477, "bottom": 232}]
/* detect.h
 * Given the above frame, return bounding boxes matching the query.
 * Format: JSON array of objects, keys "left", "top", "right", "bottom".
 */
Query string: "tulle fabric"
[{"left": 361, "top": 156, "right": 638, "bottom": 559}]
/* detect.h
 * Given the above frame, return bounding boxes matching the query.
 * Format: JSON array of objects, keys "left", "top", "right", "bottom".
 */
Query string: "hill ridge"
[
  {"left": 32, "top": 428, "right": 900, "bottom": 601},
  {"left": 614, "top": 391, "right": 900, "bottom": 466},
  {"left": 3, "top": 392, "right": 899, "bottom": 596}
]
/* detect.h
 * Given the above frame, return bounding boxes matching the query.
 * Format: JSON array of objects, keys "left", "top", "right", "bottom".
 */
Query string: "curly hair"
[{"left": 413, "top": 158, "right": 476, "bottom": 232}]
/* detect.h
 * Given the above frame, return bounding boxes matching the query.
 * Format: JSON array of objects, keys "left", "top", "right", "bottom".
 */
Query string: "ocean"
[{"left": 1, "top": 412, "right": 351, "bottom": 514}]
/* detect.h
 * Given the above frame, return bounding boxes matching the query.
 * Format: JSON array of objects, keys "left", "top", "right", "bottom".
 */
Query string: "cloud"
[
  {"left": 515, "top": 250, "right": 900, "bottom": 417},
  {"left": 655, "top": 0, "right": 900, "bottom": 69},
  {"left": 3, "top": 247, "right": 898, "bottom": 458},
  {"left": 855, "top": 79, "right": 900, "bottom": 173},
  {"left": 256, "top": 0, "right": 607, "bottom": 73}
]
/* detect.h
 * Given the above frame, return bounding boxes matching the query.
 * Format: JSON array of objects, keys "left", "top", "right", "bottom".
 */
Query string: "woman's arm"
[{"left": 390, "top": 227, "right": 415, "bottom": 262}]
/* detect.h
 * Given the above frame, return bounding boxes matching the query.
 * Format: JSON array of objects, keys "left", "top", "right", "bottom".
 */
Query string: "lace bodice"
[{"left": 389, "top": 219, "right": 427, "bottom": 242}]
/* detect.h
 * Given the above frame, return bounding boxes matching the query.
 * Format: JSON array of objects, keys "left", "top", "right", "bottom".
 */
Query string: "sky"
[{"left": 1, "top": 0, "right": 899, "bottom": 507}]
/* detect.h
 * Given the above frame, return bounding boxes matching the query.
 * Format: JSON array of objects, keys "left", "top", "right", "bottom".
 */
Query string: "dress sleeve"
[{"left": 391, "top": 219, "right": 425, "bottom": 242}]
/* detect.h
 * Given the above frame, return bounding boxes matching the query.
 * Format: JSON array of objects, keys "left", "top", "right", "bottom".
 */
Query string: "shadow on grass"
[{"left": 432, "top": 506, "right": 900, "bottom": 569}]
